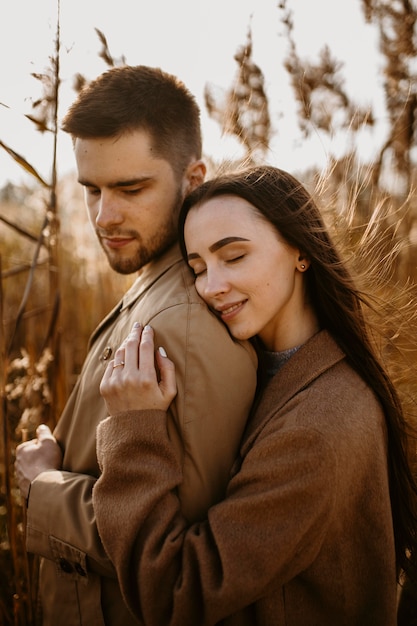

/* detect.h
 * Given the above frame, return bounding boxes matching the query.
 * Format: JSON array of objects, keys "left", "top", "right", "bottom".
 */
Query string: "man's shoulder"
[
  {"left": 129, "top": 257, "right": 202, "bottom": 311},
  {"left": 157, "top": 257, "right": 203, "bottom": 303},
  {"left": 120, "top": 257, "right": 222, "bottom": 347}
]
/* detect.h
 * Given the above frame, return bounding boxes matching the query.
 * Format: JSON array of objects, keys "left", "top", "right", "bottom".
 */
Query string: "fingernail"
[
  {"left": 144, "top": 324, "right": 152, "bottom": 332},
  {"left": 158, "top": 346, "right": 167, "bottom": 357},
  {"left": 133, "top": 322, "right": 141, "bottom": 329}
]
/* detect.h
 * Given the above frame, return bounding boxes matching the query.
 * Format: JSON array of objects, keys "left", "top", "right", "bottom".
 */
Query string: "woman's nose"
[{"left": 202, "top": 268, "right": 230, "bottom": 299}]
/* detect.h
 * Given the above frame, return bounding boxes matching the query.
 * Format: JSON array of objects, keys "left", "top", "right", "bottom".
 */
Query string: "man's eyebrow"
[
  {"left": 187, "top": 237, "right": 250, "bottom": 261},
  {"left": 78, "top": 177, "right": 152, "bottom": 188}
]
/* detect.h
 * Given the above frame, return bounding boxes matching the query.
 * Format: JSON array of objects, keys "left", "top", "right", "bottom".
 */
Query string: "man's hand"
[{"left": 15, "top": 424, "right": 63, "bottom": 501}]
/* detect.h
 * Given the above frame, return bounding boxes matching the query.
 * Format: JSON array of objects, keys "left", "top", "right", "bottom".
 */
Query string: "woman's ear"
[
  {"left": 183, "top": 160, "right": 206, "bottom": 195},
  {"left": 297, "top": 254, "right": 311, "bottom": 272}
]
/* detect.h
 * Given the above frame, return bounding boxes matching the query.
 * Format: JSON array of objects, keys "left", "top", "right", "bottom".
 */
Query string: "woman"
[{"left": 93, "top": 165, "right": 417, "bottom": 625}]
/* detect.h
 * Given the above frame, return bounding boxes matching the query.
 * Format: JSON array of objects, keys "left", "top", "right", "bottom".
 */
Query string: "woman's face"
[{"left": 184, "top": 194, "right": 314, "bottom": 351}]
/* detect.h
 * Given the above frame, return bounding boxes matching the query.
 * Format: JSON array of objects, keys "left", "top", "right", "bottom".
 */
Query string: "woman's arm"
[{"left": 94, "top": 338, "right": 335, "bottom": 624}]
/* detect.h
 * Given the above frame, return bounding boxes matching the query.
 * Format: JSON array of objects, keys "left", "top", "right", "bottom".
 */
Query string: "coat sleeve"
[
  {"left": 147, "top": 300, "right": 258, "bottom": 521},
  {"left": 24, "top": 364, "right": 117, "bottom": 578},
  {"left": 93, "top": 408, "right": 336, "bottom": 625},
  {"left": 27, "top": 469, "right": 116, "bottom": 577}
]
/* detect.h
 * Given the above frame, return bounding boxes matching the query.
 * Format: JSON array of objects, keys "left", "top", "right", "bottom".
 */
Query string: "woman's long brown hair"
[{"left": 179, "top": 164, "right": 417, "bottom": 576}]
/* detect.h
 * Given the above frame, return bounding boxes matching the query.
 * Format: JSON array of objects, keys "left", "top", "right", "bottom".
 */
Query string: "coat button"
[
  {"left": 59, "top": 558, "right": 73, "bottom": 573},
  {"left": 75, "top": 563, "right": 87, "bottom": 577}
]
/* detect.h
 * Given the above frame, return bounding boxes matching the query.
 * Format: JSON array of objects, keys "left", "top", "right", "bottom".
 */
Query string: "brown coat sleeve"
[{"left": 94, "top": 408, "right": 336, "bottom": 625}]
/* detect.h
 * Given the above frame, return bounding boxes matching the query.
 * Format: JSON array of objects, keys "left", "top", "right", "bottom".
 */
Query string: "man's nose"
[{"left": 95, "top": 192, "right": 123, "bottom": 229}]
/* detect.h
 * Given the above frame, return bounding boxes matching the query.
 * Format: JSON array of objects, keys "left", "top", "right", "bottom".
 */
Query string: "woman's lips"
[{"left": 217, "top": 300, "right": 247, "bottom": 322}]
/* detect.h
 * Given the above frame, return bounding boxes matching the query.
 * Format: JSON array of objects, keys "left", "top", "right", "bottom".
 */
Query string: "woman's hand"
[{"left": 100, "top": 324, "right": 177, "bottom": 415}]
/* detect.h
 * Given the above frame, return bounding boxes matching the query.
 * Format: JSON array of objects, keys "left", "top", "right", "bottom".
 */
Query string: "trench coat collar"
[
  {"left": 88, "top": 245, "right": 183, "bottom": 348},
  {"left": 121, "top": 245, "right": 183, "bottom": 311},
  {"left": 241, "top": 330, "right": 346, "bottom": 453}
]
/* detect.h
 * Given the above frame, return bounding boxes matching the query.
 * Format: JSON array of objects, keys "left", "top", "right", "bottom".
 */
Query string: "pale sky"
[{"left": 0, "top": 0, "right": 383, "bottom": 187}]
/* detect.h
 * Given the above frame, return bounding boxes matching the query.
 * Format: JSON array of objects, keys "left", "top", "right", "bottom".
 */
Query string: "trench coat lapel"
[
  {"left": 241, "top": 330, "right": 346, "bottom": 455},
  {"left": 87, "top": 246, "right": 183, "bottom": 349}
]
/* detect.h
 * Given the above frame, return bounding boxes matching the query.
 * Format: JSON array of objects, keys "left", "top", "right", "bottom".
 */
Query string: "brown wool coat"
[
  {"left": 25, "top": 245, "right": 257, "bottom": 626},
  {"left": 94, "top": 330, "right": 398, "bottom": 626}
]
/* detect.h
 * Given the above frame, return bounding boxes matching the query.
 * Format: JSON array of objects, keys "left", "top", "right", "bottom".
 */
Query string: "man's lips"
[{"left": 100, "top": 236, "right": 135, "bottom": 249}]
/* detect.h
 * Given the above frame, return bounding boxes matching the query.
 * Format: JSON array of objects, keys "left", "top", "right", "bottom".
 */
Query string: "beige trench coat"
[{"left": 26, "top": 245, "right": 257, "bottom": 625}]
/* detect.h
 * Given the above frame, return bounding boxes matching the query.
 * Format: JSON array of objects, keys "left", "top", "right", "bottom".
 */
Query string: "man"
[{"left": 15, "top": 65, "right": 257, "bottom": 626}]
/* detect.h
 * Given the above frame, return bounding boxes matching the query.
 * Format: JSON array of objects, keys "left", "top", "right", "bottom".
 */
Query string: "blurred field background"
[{"left": 1, "top": 1, "right": 417, "bottom": 623}]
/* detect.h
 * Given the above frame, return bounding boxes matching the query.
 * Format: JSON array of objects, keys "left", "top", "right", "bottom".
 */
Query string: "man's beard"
[
  {"left": 98, "top": 221, "right": 177, "bottom": 275},
  {"left": 96, "top": 190, "right": 182, "bottom": 275}
]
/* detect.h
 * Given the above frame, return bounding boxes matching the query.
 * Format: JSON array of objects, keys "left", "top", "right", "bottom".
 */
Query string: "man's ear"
[{"left": 182, "top": 159, "right": 206, "bottom": 195}]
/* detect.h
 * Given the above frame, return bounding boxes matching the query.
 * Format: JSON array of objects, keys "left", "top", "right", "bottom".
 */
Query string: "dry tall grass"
[
  {"left": 1, "top": 176, "right": 133, "bottom": 624},
  {"left": 1, "top": 157, "right": 416, "bottom": 624},
  {"left": 1, "top": 2, "right": 417, "bottom": 622}
]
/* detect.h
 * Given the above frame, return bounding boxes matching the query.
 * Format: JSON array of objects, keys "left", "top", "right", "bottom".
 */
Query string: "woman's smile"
[{"left": 215, "top": 299, "right": 247, "bottom": 321}]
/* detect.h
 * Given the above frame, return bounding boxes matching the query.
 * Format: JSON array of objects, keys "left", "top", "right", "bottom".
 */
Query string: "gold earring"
[{"left": 300, "top": 263, "right": 306, "bottom": 270}]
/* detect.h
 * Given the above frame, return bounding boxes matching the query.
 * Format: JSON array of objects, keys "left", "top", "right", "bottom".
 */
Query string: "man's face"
[{"left": 74, "top": 130, "right": 187, "bottom": 274}]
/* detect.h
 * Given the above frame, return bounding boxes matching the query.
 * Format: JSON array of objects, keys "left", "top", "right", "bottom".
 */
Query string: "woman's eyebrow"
[
  {"left": 187, "top": 237, "right": 249, "bottom": 262},
  {"left": 209, "top": 236, "right": 250, "bottom": 253}
]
